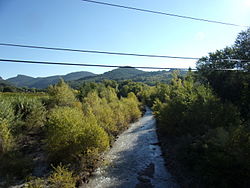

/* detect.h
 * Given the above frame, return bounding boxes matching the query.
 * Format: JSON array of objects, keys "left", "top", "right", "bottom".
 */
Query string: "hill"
[
  {"left": 70, "top": 68, "right": 187, "bottom": 87},
  {"left": 77, "top": 68, "right": 144, "bottom": 82},
  {"left": 7, "top": 71, "right": 96, "bottom": 89},
  {"left": 0, "top": 77, "right": 22, "bottom": 92},
  {"left": 5, "top": 68, "right": 188, "bottom": 89}
]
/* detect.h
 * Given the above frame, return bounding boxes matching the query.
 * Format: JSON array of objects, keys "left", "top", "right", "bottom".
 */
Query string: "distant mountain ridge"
[
  {"left": 77, "top": 68, "right": 145, "bottom": 82},
  {"left": 70, "top": 68, "right": 188, "bottom": 87},
  {"left": 7, "top": 71, "right": 96, "bottom": 89},
  {"left": 5, "top": 68, "right": 187, "bottom": 89}
]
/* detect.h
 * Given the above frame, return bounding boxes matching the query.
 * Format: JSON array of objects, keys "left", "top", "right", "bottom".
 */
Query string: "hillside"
[
  {"left": 130, "top": 69, "right": 187, "bottom": 85},
  {"left": 0, "top": 77, "right": 21, "bottom": 92},
  {"left": 7, "top": 71, "right": 96, "bottom": 89},
  {"left": 5, "top": 68, "right": 188, "bottom": 89},
  {"left": 77, "top": 68, "right": 145, "bottom": 81},
  {"left": 71, "top": 68, "right": 187, "bottom": 87}
]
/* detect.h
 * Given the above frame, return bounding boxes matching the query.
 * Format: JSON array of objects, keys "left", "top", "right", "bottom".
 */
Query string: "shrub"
[
  {"left": 0, "top": 99, "right": 15, "bottom": 123},
  {"left": 24, "top": 178, "right": 46, "bottom": 188},
  {"left": 0, "top": 94, "right": 15, "bottom": 154},
  {"left": 109, "top": 101, "right": 129, "bottom": 131},
  {"left": 121, "top": 92, "right": 141, "bottom": 122},
  {"left": 0, "top": 119, "right": 15, "bottom": 154},
  {"left": 48, "top": 164, "right": 77, "bottom": 188},
  {"left": 46, "top": 106, "right": 109, "bottom": 163},
  {"left": 83, "top": 92, "right": 118, "bottom": 137},
  {"left": 48, "top": 79, "right": 77, "bottom": 108},
  {"left": 11, "top": 96, "right": 46, "bottom": 131}
]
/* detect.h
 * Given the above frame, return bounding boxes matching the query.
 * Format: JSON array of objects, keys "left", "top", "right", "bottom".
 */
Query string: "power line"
[
  {"left": 82, "top": 0, "right": 249, "bottom": 28},
  {"left": 0, "top": 58, "right": 197, "bottom": 70},
  {"left": 0, "top": 43, "right": 199, "bottom": 60},
  {"left": 0, "top": 43, "right": 249, "bottom": 62}
]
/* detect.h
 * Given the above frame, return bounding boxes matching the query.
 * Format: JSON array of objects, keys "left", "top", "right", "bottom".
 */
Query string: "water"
[{"left": 82, "top": 108, "right": 178, "bottom": 188}]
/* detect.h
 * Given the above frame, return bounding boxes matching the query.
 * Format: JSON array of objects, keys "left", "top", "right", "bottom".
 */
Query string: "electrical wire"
[
  {"left": 0, "top": 43, "right": 199, "bottom": 60},
  {"left": 0, "top": 43, "right": 249, "bottom": 62},
  {"left": 82, "top": 0, "right": 249, "bottom": 28},
  {"left": 0, "top": 58, "right": 197, "bottom": 70}
]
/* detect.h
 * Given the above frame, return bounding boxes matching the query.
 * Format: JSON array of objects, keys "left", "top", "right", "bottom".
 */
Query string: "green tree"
[{"left": 48, "top": 79, "right": 78, "bottom": 107}]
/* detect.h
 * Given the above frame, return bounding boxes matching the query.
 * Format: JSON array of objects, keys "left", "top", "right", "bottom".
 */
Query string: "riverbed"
[{"left": 82, "top": 108, "right": 178, "bottom": 188}]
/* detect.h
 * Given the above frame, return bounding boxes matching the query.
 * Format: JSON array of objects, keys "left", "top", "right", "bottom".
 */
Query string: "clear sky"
[{"left": 0, "top": 0, "right": 249, "bottom": 79}]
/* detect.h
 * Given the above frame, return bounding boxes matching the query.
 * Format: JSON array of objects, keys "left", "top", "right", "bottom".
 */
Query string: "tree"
[{"left": 48, "top": 79, "right": 78, "bottom": 107}]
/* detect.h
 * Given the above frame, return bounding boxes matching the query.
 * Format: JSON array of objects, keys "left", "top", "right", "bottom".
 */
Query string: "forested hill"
[
  {"left": 70, "top": 68, "right": 188, "bottom": 87},
  {"left": 4, "top": 68, "right": 188, "bottom": 89},
  {"left": 0, "top": 77, "right": 22, "bottom": 92},
  {"left": 6, "top": 71, "right": 95, "bottom": 89},
  {"left": 78, "top": 68, "right": 145, "bottom": 81}
]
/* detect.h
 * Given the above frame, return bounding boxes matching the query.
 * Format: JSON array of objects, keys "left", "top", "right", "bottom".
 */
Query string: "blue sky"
[{"left": 0, "top": 0, "right": 249, "bottom": 79}]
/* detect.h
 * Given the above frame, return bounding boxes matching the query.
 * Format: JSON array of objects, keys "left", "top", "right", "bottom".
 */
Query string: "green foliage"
[
  {"left": 0, "top": 99, "right": 15, "bottom": 154},
  {"left": 24, "top": 178, "right": 46, "bottom": 188},
  {"left": 48, "top": 79, "right": 77, "bottom": 107},
  {"left": 186, "top": 28, "right": 250, "bottom": 186},
  {"left": 197, "top": 28, "right": 250, "bottom": 71},
  {"left": 197, "top": 28, "right": 250, "bottom": 119},
  {"left": 150, "top": 71, "right": 249, "bottom": 187},
  {"left": 0, "top": 79, "right": 142, "bottom": 185},
  {"left": 48, "top": 164, "right": 77, "bottom": 188},
  {"left": 46, "top": 106, "right": 109, "bottom": 163},
  {"left": 10, "top": 96, "right": 46, "bottom": 132},
  {"left": 78, "top": 82, "right": 105, "bottom": 100},
  {"left": 118, "top": 80, "right": 147, "bottom": 98},
  {"left": 181, "top": 126, "right": 250, "bottom": 187},
  {"left": 0, "top": 119, "right": 15, "bottom": 154},
  {"left": 121, "top": 92, "right": 142, "bottom": 122},
  {"left": 83, "top": 91, "right": 118, "bottom": 136},
  {"left": 82, "top": 87, "right": 141, "bottom": 138},
  {"left": 0, "top": 98, "right": 15, "bottom": 123}
]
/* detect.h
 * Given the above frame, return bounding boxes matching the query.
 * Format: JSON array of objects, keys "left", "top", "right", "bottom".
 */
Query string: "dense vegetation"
[
  {"left": 142, "top": 28, "right": 250, "bottom": 187},
  {"left": 0, "top": 80, "right": 141, "bottom": 187}
]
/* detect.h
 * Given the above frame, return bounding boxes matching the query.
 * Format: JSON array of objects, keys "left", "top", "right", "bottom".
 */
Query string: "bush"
[
  {"left": 11, "top": 96, "right": 46, "bottom": 131},
  {"left": 46, "top": 106, "right": 109, "bottom": 163},
  {"left": 0, "top": 98, "right": 15, "bottom": 154},
  {"left": 121, "top": 92, "right": 141, "bottom": 122},
  {"left": 0, "top": 119, "right": 15, "bottom": 154},
  {"left": 24, "top": 178, "right": 46, "bottom": 188},
  {"left": 48, "top": 164, "right": 77, "bottom": 188},
  {"left": 83, "top": 91, "right": 141, "bottom": 138},
  {"left": 48, "top": 79, "right": 77, "bottom": 108},
  {"left": 83, "top": 92, "right": 118, "bottom": 137},
  {"left": 0, "top": 98, "right": 15, "bottom": 123}
]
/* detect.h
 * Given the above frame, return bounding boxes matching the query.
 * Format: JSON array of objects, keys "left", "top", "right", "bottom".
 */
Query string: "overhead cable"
[
  {"left": 82, "top": 0, "right": 249, "bottom": 28},
  {"left": 0, "top": 43, "right": 249, "bottom": 62},
  {"left": 0, "top": 43, "right": 199, "bottom": 60},
  {"left": 0, "top": 58, "right": 196, "bottom": 70}
]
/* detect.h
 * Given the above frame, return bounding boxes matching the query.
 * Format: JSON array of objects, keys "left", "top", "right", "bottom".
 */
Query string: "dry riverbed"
[{"left": 82, "top": 108, "right": 179, "bottom": 188}]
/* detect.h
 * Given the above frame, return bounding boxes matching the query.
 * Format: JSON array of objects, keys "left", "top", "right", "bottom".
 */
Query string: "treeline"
[
  {"left": 142, "top": 28, "right": 250, "bottom": 187},
  {"left": 0, "top": 80, "right": 141, "bottom": 187}
]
